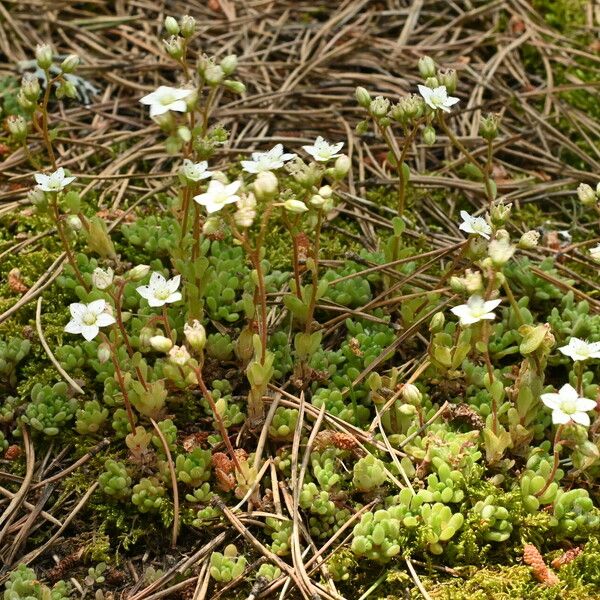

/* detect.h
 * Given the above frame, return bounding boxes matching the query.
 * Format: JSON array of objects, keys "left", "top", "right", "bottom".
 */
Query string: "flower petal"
[
  {"left": 81, "top": 325, "right": 100, "bottom": 341},
  {"left": 64, "top": 320, "right": 83, "bottom": 335},
  {"left": 88, "top": 299, "right": 106, "bottom": 315},
  {"left": 541, "top": 393, "right": 561, "bottom": 410},
  {"left": 552, "top": 410, "right": 570, "bottom": 425},
  {"left": 96, "top": 313, "right": 116, "bottom": 327},
  {"left": 571, "top": 412, "right": 590, "bottom": 426},
  {"left": 576, "top": 398, "right": 597, "bottom": 412}
]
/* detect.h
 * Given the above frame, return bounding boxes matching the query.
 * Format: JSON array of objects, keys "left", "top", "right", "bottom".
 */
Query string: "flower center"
[
  {"left": 160, "top": 93, "right": 176, "bottom": 105},
  {"left": 154, "top": 286, "right": 171, "bottom": 300},
  {"left": 82, "top": 311, "right": 98, "bottom": 326},
  {"left": 560, "top": 400, "right": 577, "bottom": 415}
]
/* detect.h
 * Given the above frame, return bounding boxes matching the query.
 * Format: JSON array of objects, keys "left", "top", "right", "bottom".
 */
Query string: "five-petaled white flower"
[
  {"left": 459, "top": 210, "right": 492, "bottom": 240},
  {"left": 302, "top": 136, "right": 344, "bottom": 162},
  {"left": 180, "top": 159, "right": 212, "bottom": 182},
  {"left": 590, "top": 244, "right": 600, "bottom": 263},
  {"left": 558, "top": 337, "right": 600, "bottom": 362},
  {"left": 136, "top": 272, "right": 182, "bottom": 307},
  {"left": 541, "top": 383, "right": 596, "bottom": 426},
  {"left": 241, "top": 144, "right": 297, "bottom": 174},
  {"left": 450, "top": 295, "right": 501, "bottom": 326},
  {"left": 193, "top": 180, "right": 241, "bottom": 214},
  {"left": 64, "top": 299, "right": 115, "bottom": 341},
  {"left": 417, "top": 84, "right": 459, "bottom": 112},
  {"left": 139, "top": 86, "right": 193, "bottom": 117},
  {"left": 35, "top": 168, "right": 76, "bottom": 193}
]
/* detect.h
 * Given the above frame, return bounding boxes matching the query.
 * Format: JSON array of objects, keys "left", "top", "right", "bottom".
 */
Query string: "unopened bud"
[
  {"left": 92, "top": 267, "right": 114, "bottom": 290},
  {"left": 164, "top": 16, "right": 179, "bottom": 36},
  {"left": 223, "top": 80, "right": 246, "bottom": 94},
  {"left": 424, "top": 76, "right": 439, "bottom": 89},
  {"left": 283, "top": 199, "right": 308, "bottom": 214},
  {"left": 318, "top": 185, "right": 332, "bottom": 198},
  {"left": 127, "top": 264, "right": 150, "bottom": 281},
  {"left": 17, "top": 90, "right": 36, "bottom": 113},
  {"left": 60, "top": 54, "right": 80, "bottom": 74},
  {"left": 355, "top": 86, "right": 371, "bottom": 108},
  {"left": 577, "top": 183, "right": 596, "bottom": 206},
  {"left": 310, "top": 194, "right": 325, "bottom": 208},
  {"left": 35, "top": 44, "right": 53, "bottom": 70},
  {"left": 203, "top": 216, "right": 221, "bottom": 235},
  {"left": 184, "top": 320, "right": 206, "bottom": 351},
  {"left": 150, "top": 335, "right": 173, "bottom": 353},
  {"left": 220, "top": 54, "right": 238, "bottom": 75},
  {"left": 401, "top": 383, "right": 422, "bottom": 406},
  {"left": 254, "top": 171, "right": 278, "bottom": 201},
  {"left": 56, "top": 81, "right": 77, "bottom": 100},
  {"left": 97, "top": 343, "right": 111, "bottom": 364},
  {"left": 422, "top": 125, "right": 436, "bottom": 145},
  {"left": 180, "top": 15, "right": 196, "bottom": 38},
  {"left": 429, "top": 311, "right": 445, "bottom": 333},
  {"left": 333, "top": 154, "right": 351, "bottom": 179},
  {"left": 490, "top": 200, "right": 511, "bottom": 226},
  {"left": 66, "top": 215, "right": 83, "bottom": 231},
  {"left": 418, "top": 56, "right": 436, "bottom": 79}
]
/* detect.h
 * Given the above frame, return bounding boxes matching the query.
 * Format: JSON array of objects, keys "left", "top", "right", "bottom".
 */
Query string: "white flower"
[
  {"left": 302, "top": 136, "right": 344, "bottom": 162},
  {"left": 450, "top": 295, "right": 501, "bottom": 326},
  {"left": 590, "top": 244, "right": 600, "bottom": 263},
  {"left": 168, "top": 345, "right": 191, "bottom": 366},
  {"left": 64, "top": 299, "right": 115, "bottom": 341},
  {"left": 193, "top": 180, "right": 241, "bottom": 214},
  {"left": 558, "top": 337, "right": 600, "bottom": 362},
  {"left": 139, "top": 86, "right": 193, "bottom": 117},
  {"left": 417, "top": 84, "right": 459, "bottom": 113},
  {"left": 459, "top": 211, "right": 492, "bottom": 240},
  {"left": 541, "top": 383, "right": 596, "bottom": 426},
  {"left": 234, "top": 193, "right": 256, "bottom": 228},
  {"left": 92, "top": 267, "right": 114, "bottom": 290},
  {"left": 136, "top": 272, "right": 182, "bottom": 307},
  {"left": 241, "top": 144, "right": 296, "bottom": 174},
  {"left": 180, "top": 159, "right": 211, "bottom": 182},
  {"left": 184, "top": 320, "right": 206, "bottom": 351},
  {"left": 34, "top": 168, "right": 76, "bottom": 192}
]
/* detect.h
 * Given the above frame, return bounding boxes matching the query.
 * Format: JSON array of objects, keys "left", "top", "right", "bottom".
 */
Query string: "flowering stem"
[
  {"left": 37, "top": 70, "right": 58, "bottom": 169},
  {"left": 49, "top": 193, "right": 88, "bottom": 290},
  {"left": 179, "top": 185, "right": 193, "bottom": 247},
  {"left": 194, "top": 366, "right": 241, "bottom": 472},
  {"left": 576, "top": 361, "right": 584, "bottom": 395},
  {"left": 502, "top": 280, "right": 525, "bottom": 327},
  {"left": 535, "top": 424, "right": 564, "bottom": 498},
  {"left": 438, "top": 115, "right": 495, "bottom": 205},
  {"left": 100, "top": 332, "right": 136, "bottom": 434},
  {"left": 162, "top": 306, "right": 173, "bottom": 339},
  {"left": 304, "top": 209, "right": 324, "bottom": 333}
]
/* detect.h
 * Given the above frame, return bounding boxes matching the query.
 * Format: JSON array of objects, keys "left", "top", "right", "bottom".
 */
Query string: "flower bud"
[
  {"left": 223, "top": 80, "right": 246, "bottom": 94},
  {"left": 163, "top": 35, "right": 184, "bottom": 60},
  {"left": 591, "top": 245, "right": 600, "bottom": 263},
  {"left": 422, "top": 125, "right": 436, "bottom": 145},
  {"left": 355, "top": 86, "right": 371, "bottom": 108},
  {"left": 168, "top": 344, "right": 190, "bottom": 365},
  {"left": 318, "top": 185, "right": 332, "bottom": 198},
  {"left": 220, "top": 54, "right": 238, "bottom": 75},
  {"left": 184, "top": 320, "right": 206, "bottom": 351},
  {"left": 401, "top": 383, "right": 422, "bottom": 406},
  {"left": 424, "top": 76, "right": 439, "bottom": 89},
  {"left": 204, "top": 65, "right": 225, "bottom": 85},
  {"left": 254, "top": 171, "right": 278, "bottom": 201},
  {"left": 56, "top": 81, "right": 77, "bottom": 99},
  {"left": 490, "top": 200, "right": 511, "bottom": 226},
  {"left": 21, "top": 74, "right": 40, "bottom": 102},
  {"left": 203, "top": 216, "right": 221, "bottom": 235},
  {"left": 164, "top": 16, "right": 179, "bottom": 35},
  {"left": 518, "top": 230, "right": 540, "bottom": 250},
  {"left": 97, "top": 343, "right": 111, "bottom": 364},
  {"left": 66, "top": 215, "right": 83, "bottom": 231},
  {"left": 17, "top": 89, "right": 36, "bottom": 113},
  {"left": 429, "top": 311, "right": 445, "bottom": 333},
  {"left": 310, "top": 194, "right": 325, "bottom": 208},
  {"left": 127, "top": 264, "right": 150, "bottom": 281},
  {"left": 180, "top": 15, "right": 196, "bottom": 38},
  {"left": 92, "top": 266, "right": 114, "bottom": 290},
  {"left": 177, "top": 126, "right": 191, "bottom": 142},
  {"left": 150, "top": 335, "right": 173, "bottom": 353},
  {"left": 35, "top": 44, "right": 53, "bottom": 70},
  {"left": 370, "top": 96, "right": 389, "bottom": 117},
  {"left": 6, "top": 115, "right": 27, "bottom": 141},
  {"left": 450, "top": 276, "right": 466, "bottom": 293},
  {"left": 418, "top": 56, "right": 436, "bottom": 79},
  {"left": 437, "top": 68, "right": 457, "bottom": 93},
  {"left": 333, "top": 154, "right": 351, "bottom": 179},
  {"left": 577, "top": 183, "right": 596, "bottom": 206},
  {"left": 60, "top": 54, "right": 80, "bottom": 74},
  {"left": 234, "top": 193, "right": 256, "bottom": 228},
  {"left": 480, "top": 113, "right": 501, "bottom": 141},
  {"left": 283, "top": 199, "right": 308, "bottom": 214},
  {"left": 488, "top": 238, "right": 515, "bottom": 268}
]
